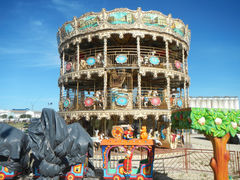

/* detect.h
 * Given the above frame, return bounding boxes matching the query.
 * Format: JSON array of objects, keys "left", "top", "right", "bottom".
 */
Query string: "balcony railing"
[
  {"left": 62, "top": 46, "right": 186, "bottom": 74},
  {"left": 60, "top": 88, "right": 184, "bottom": 111}
]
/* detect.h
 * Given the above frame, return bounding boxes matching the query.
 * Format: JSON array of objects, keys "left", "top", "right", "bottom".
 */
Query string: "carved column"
[
  {"left": 166, "top": 76, "right": 171, "bottom": 110},
  {"left": 165, "top": 40, "right": 169, "bottom": 69},
  {"left": 185, "top": 50, "right": 189, "bottom": 73},
  {"left": 182, "top": 48, "right": 185, "bottom": 73},
  {"left": 62, "top": 51, "right": 65, "bottom": 74},
  {"left": 184, "top": 80, "right": 187, "bottom": 108},
  {"left": 103, "top": 71, "right": 107, "bottom": 110},
  {"left": 104, "top": 37, "right": 107, "bottom": 68},
  {"left": 137, "top": 36, "right": 141, "bottom": 67},
  {"left": 77, "top": 42, "right": 80, "bottom": 71},
  {"left": 138, "top": 73, "right": 142, "bottom": 109}
]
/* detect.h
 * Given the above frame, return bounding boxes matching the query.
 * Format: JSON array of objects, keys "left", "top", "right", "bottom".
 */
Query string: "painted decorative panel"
[
  {"left": 86, "top": 57, "right": 96, "bottom": 66},
  {"left": 172, "top": 20, "right": 185, "bottom": 37},
  {"left": 84, "top": 98, "right": 94, "bottom": 107},
  {"left": 78, "top": 15, "right": 100, "bottom": 30},
  {"left": 65, "top": 23, "right": 74, "bottom": 34},
  {"left": 64, "top": 99, "right": 71, "bottom": 108},
  {"left": 151, "top": 97, "right": 161, "bottom": 106},
  {"left": 66, "top": 62, "right": 72, "bottom": 72},
  {"left": 149, "top": 56, "right": 160, "bottom": 65},
  {"left": 177, "top": 98, "right": 183, "bottom": 107},
  {"left": 142, "top": 14, "right": 167, "bottom": 28},
  {"left": 116, "top": 96, "right": 128, "bottom": 106},
  {"left": 115, "top": 55, "right": 127, "bottom": 64},
  {"left": 174, "top": 60, "right": 182, "bottom": 70},
  {"left": 108, "top": 12, "right": 135, "bottom": 25}
]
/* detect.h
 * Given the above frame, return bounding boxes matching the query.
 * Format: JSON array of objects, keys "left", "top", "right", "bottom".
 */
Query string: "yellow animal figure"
[{"left": 140, "top": 126, "right": 148, "bottom": 139}]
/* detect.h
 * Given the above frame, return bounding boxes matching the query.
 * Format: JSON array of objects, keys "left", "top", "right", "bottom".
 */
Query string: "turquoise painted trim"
[
  {"left": 149, "top": 56, "right": 160, "bottom": 65},
  {"left": 65, "top": 24, "right": 74, "bottom": 34}
]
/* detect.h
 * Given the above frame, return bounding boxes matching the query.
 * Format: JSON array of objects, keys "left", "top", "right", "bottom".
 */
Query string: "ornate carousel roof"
[{"left": 57, "top": 8, "right": 191, "bottom": 52}]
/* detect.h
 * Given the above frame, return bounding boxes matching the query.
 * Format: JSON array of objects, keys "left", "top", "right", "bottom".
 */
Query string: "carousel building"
[{"left": 57, "top": 8, "right": 191, "bottom": 145}]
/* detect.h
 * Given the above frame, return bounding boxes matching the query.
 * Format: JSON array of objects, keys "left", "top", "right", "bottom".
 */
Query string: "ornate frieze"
[
  {"left": 57, "top": 8, "right": 191, "bottom": 53},
  {"left": 59, "top": 109, "right": 171, "bottom": 122}
]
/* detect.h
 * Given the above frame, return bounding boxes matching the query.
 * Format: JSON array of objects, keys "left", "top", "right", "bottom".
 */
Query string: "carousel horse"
[
  {"left": 152, "top": 90, "right": 158, "bottom": 97},
  {"left": 148, "top": 129, "right": 153, "bottom": 139},
  {"left": 144, "top": 56, "right": 148, "bottom": 65},
  {"left": 80, "top": 59, "right": 87, "bottom": 69},
  {"left": 96, "top": 53, "right": 104, "bottom": 65},
  {"left": 94, "top": 90, "right": 103, "bottom": 108}
]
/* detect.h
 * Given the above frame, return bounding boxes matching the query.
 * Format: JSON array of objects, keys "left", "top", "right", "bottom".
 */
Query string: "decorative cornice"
[
  {"left": 57, "top": 8, "right": 191, "bottom": 53},
  {"left": 58, "top": 68, "right": 104, "bottom": 85},
  {"left": 59, "top": 109, "right": 171, "bottom": 121}
]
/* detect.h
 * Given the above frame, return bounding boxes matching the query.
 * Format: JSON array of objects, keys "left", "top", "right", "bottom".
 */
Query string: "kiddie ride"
[
  {"left": 100, "top": 126, "right": 155, "bottom": 180},
  {"left": 0, "top": 166, "right": 22, "bottom": 180}
]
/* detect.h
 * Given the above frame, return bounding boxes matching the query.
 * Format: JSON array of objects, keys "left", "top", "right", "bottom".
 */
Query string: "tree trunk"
[{"left": 209, "top": 133, "right": 230, "bottom": 180}]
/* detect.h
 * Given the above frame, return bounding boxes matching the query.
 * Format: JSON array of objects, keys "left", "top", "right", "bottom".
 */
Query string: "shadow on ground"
[{"left": 153, "top": 171, "right": 174, "bottom": 180}]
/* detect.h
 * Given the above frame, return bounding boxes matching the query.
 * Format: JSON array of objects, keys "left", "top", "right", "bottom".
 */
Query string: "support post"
[
  {"left": 165, "top": 40, "right": 169, "bottom": 69},
  {"left": 184, "top": 80, "right": 187, "bottom": 108},
  {"left": 103, "top": 71, "right": 107, "bottom": 110},
  {"left": 166, "top": 76, "right": 171, "bottom": 110},
  {"left": 138, "top": 73, "right": 142, "bottom": 109},
  {"left": 182, "top": 48, "right": 185, "bottom": 73},
  {"left": 185, "top": 51, "right": 188, "bottom": 73},
  {"left": 137, "top": 36, "right": 141, "bottom": 67},
  {"left": 77, "top": 42, "right": 80, "bottom": 71},
  {"left": 62, "top": 51, "right": 65, "bottom": 74},
  {"left": 103, "top": 37, "right": 107, "bottom": 68}
]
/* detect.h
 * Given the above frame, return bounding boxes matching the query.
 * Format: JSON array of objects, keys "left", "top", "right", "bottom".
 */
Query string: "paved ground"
[{"left": 187, "top": 133, "right": 240, "bottom": 151}]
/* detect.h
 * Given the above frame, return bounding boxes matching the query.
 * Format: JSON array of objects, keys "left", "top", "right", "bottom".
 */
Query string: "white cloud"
[
  {"left": 32, "top": 20, "right": 43, "bottom": 26},
  {"left": 51, "top": 0, "right": 84, "bottom": 14}
]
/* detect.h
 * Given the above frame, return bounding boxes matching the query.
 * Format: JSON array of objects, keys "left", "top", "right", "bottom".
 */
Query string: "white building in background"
[
  {"left": 189, "top": 96, "right": 239, "bottom": 110},
  {"left": 0, "top": 108, "right": 41, "bottom": 122}
]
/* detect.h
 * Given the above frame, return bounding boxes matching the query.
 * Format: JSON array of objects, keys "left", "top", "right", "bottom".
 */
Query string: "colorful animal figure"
[
  {"left": 140, "top": 126, "right": 148, "bottom": 139},
  {"left": 123, "top": 126, "right": 134, "bottom": 140}
]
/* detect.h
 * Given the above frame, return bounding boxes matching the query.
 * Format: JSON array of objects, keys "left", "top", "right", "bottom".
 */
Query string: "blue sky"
[{"left": 0, "top": 0, "right": 240, "bottom": 111}]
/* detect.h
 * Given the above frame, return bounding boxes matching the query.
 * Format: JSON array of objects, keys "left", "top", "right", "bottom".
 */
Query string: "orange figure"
[{"left": 140, "top": 126, "right": 148, "bottom": 139}]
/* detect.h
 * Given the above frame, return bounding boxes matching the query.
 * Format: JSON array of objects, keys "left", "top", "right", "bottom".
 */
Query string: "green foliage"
[
  {"left": 0, "top": 114, "right": 7, "bottom": 118},
  {"left": 171, "top": 108, "right": 240, "bottom": 138},
  {"left": 19, "top": 114, "right": 32, "bottom": 118}
]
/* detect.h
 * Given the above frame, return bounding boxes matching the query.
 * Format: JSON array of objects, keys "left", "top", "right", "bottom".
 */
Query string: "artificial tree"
[{"left": 171, "top": 108, "right": 240, "bottom": 180}]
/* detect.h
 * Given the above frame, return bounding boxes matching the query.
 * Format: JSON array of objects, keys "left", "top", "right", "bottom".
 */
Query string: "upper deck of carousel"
[{"left": 57, "top": 8, "right": 191, "bottom": 52}]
